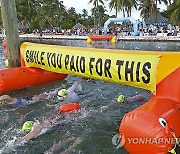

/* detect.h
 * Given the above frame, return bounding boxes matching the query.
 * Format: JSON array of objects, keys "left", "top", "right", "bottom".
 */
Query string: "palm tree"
[
  {"left": 155, "top": 0, "right": 170, "bottom": 8},
  {"left": 35, "top": 0, "right": 58, "bottom": 29},
  {"left": 166, "top": 0, "right": 180, "bottom": 25},
  {"left": 124, "top": 0, "right": 137, "bottom": 17},
  {"left": 138, "top": 0, "right": 158, "bottom": 22},
  {"left": 95, "top": 5, "right": 107, "bottom": 26},
  {"left": 168, "top": 0, "right": 172, "bottom": 4},
  {"left": 109, "top": 0, "right": 124, "bottom": 17},
  {"left": 109, "top": 0, "right": 137, "bottom": 17},
  {"left": 67, "top": 7, "right": 79, "bottom": 23},
  {"left": 82, "top": 9, "right": 88, "bottom": 19},
  {"left": 88, "top": 0, "right": 105, "bottom": 27},
  {"left": 52, "top": 1, "right": 66, "bottom": 28},
  {"left": 16, "top": 0, "right": 40, "bottom": 31},
  {"left": 138, "top": 1, "right": 150, "bottom": 20}
]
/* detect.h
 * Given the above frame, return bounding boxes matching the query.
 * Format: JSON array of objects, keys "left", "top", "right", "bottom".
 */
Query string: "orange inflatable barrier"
[
  {"left": 87, "top": 35, "right": 116, "bottom": 44},
  {"left": 89, "top": 35, "right": 114, "bottom": 41},
  {"left": 59, "top": 103, "right": 80, "bottom": 113},
  {"left": 0, "top": 67, "right": 67, "bottom": 94},
  {"left": 119, "top": 68, "right": 180, "bottom": 153}
]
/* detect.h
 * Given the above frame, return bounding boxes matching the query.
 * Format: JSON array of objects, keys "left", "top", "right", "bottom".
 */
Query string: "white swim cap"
[{"left": 58, "top": 89, "right": 68, "bottom": 98}]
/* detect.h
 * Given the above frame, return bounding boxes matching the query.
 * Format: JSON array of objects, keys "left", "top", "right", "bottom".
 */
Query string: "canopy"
[
  {"left": 145, "top": 13, "right": 168, "bottom": 26},
  {"left": 72, "top": 23, "right": 86, "bottom": 30}
]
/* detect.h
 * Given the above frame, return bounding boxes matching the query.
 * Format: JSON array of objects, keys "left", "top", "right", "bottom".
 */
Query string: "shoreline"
[{"left": 0, "top": 34, "right": 180, "bottom": 42}]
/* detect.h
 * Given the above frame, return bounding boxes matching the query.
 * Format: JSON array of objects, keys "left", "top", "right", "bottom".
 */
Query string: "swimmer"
[
  {"left": 58, "top": 82, "right": 82, "bottom": 102},
  {"left": 15, "top": 103, "right": 81, "bottom": 144},
  {"left": 15, "top": 114, "right": 64, "bottom": 144},
  {"left": 99, "top": 93, "right": 147, "bottom": 113},
  {"left": 0, "top": 94, "right": 45, "bottom": 107},
  {"left": 44, "top": 137, "right": 82, "bottom": 154},
  {"left": 117, "top": 93, "right": 146, "bottom": 103}
]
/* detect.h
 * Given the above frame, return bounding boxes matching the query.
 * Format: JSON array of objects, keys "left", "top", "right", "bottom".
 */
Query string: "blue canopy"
[
  {"left": 145, "top": 13, "right": 169, "bottom": 26},
  {"left": 153, "top": 18, "right": 168, "bottom": 26}
]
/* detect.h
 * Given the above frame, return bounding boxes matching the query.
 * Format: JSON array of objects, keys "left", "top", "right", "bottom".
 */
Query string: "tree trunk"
[
  {"left": 97, "top": 1, "right": 100, "bottom": 27},
  {"left": 94, "top": 2, "right": 96, "bottom": 28},
  {"left": 123, "top": 8, "right": 125, "bottom": 17},
  {"left": 116, "top": 4, "right": 118, "bottom": 17},
  {"left": 1, "top": 0, "right": 20, "bottom": 67}
]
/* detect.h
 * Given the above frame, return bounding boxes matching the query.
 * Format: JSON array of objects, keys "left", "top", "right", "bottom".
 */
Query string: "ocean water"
[{"left": 0, "top": 40, "right": 179, "bottom": 154}]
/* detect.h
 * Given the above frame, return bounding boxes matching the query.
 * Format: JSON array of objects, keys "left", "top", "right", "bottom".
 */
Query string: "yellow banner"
[{"left": 21, "top": 43, "right": 160, "bottom": 92}]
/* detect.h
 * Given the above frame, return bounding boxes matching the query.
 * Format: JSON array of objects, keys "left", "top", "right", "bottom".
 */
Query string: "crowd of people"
[
  {"left": 29, "top": 24, "right": 180, "bottom": 37},
  {"left": 0, "top": 80, "right": 147, "bottom": 153},
  {"left": 139, "top": 25, "right": 180, "bottom": 36}
]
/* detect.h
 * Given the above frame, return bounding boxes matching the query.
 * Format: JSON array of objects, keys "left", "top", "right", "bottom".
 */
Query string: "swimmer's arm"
[
  {"left": 31, "top": 94, "right": 46, "bottom": 101},
  {"left": 44, "top": 137, "right": 76, "bottom": 154},
  {"left": 15, "top": 123, "right": 45, "bottom": 144},
  {"left": 68, "top": 82, "right": 79, "bottom": 93},
  {"left": 58, "top": 96, "right": 64, "bottom": 101},
  {"left": 14, "top": 94, "right": 46, "bottom": 105},
  {"left": 61, "top": 138, "right": 82, "bottom": 154},
  {"left": 50, "top": 114, "right": 63, "bottom": 124},
  {"left": 61, "top": 145, "right": 74, "bottom": 154},
  {"left": 15, "top": 129, "right": 40, "bottom": 144},
  {"left": 126, "top": 94, "right": 146, "bottom": 103},
  {"left": 98, "top": 100, "right": 116, "bottom": 113}
]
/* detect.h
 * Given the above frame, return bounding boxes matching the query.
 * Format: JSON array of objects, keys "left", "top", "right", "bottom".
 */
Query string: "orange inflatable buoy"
[
  {"left": 59, "top": 103, "right": 80, "bottom": 113},
  {"left": 89, "top": 35, "right": 114, "bottom": 41},
  {"left": 119, "top": 68, "right": 180, "bottom": 154},
  {"left": 87, "top": 35, "right": 116, "bottom": 44}
]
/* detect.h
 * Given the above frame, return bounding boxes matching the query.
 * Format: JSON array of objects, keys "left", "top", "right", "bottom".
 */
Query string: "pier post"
[{"left": 1, "top": 0, "right": 20, "bottom": 67}]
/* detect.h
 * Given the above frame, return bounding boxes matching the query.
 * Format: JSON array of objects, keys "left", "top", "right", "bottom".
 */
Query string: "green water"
[{"left": 0, "top": 40, "right": 179, "bottom": 154}]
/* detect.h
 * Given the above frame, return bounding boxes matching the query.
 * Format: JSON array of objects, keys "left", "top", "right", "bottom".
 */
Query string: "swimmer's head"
[
  {"left": 117, "top": 94, "right": 125, "bottom": 103},
  {"left": 58, "top": 89, "right": 68, "bottom": 98},
  {"left": 22, "top": 121, "right": 34, "bottom": 132},
  {"left": 0, "top": 100, "right": 5, "bottom": 105},
  {"left": 5, "top": 59, "right": 8, "bottom": 68}
]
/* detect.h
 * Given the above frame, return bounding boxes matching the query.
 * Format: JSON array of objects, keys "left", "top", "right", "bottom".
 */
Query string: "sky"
[{"left": 62, "top": 0, "right": 167, "bottom": 20}]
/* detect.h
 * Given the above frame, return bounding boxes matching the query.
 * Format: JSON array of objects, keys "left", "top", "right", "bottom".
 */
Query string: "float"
[
  {"left": 87, "top": 35, "right": 116, "bottom": 44},
  {"left": 2, "top": 42, "right": 180, "bottom": 153},
  {"left": 59, "top": 103, "right": 81, "bottom": 113},
  {"left": 120, "top": 67, "right": 180, "bottom": 153},
  {"left": 0, "top": 67, "right": 67, "bottom": 94},
  {"left": 0, "top": 40, "right": 67, "bottom": 94},
  {"left": 20, "top": 42, "right": 180, "bottom": 90}
]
